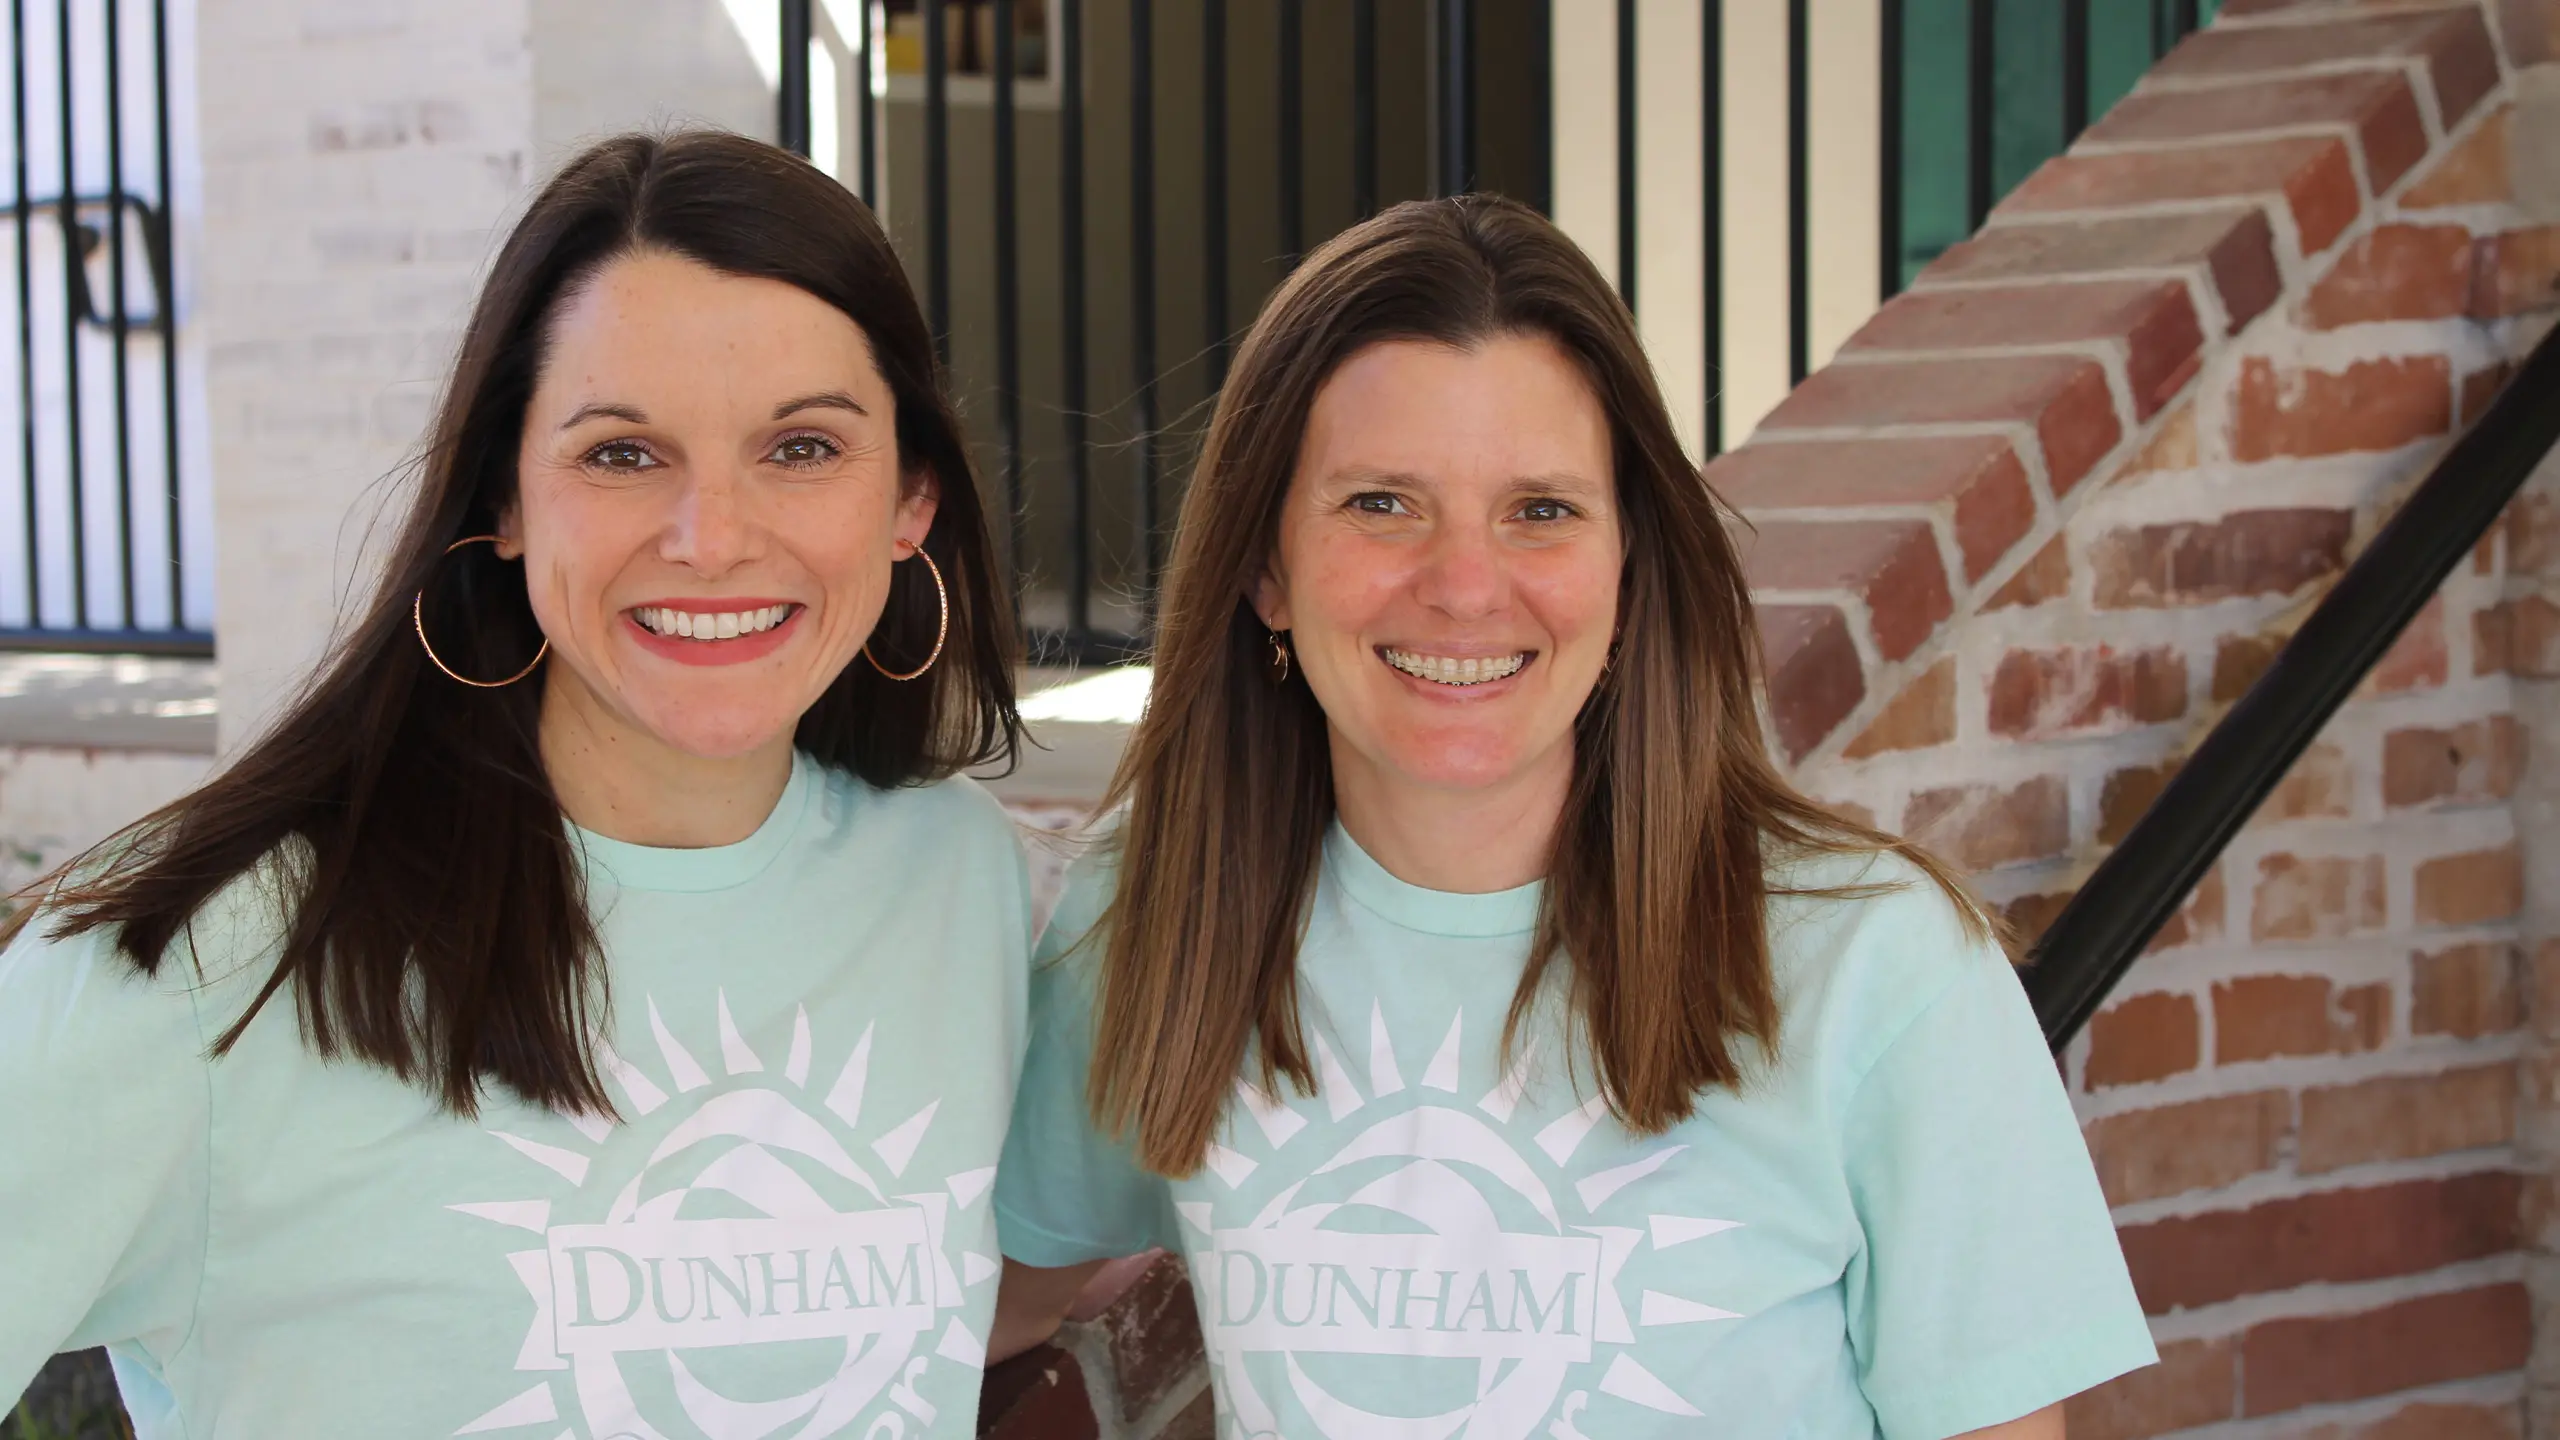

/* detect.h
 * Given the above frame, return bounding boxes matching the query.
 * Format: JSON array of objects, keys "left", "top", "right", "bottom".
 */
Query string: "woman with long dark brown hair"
[
  {"left": 0, "top": 132, "right": 1028, "bottom": 1437},
  {"left": 990, "top": 196, "right": 2152, "bottom": 1438}
]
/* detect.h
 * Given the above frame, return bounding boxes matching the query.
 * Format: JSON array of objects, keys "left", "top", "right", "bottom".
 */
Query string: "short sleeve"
[
  {"left": 0, "top": 921, "right": 212, "bottom": 1398},
  {"left": 994, "top": 850, "right": 1171, "bottom": 1266},
  {"left": 1839, "top": 930, "right": 2155, "bottom": 1439}
]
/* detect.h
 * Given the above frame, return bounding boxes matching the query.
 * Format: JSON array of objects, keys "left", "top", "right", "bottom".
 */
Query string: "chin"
[
  {"left": 631, "top": 704, "right": 803, "bottom": 762},
  {"left": 1376, "top": 736, "right": 1543, "bottom": 793}
]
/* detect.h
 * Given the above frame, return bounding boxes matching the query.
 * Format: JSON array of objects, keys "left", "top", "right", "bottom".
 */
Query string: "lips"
[
  {"left": 622, "top": 600, "right": 805, "bottom": 668},
  {"left": 1380, "top": 647, "right": 1533, "bottom": 686},
  {"left": 629, "top": 603, "right": 800, "bottom": 641}
]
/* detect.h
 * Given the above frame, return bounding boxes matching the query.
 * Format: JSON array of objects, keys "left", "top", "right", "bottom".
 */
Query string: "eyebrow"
[
  {"left": 554, "top": 391, "right": 871, "bottom": 433},
  {"left": 557, "top": 401, "right": 648, "bottom": 431},
  {"left": 1328, "top": 467, "right": 1604, "bottom": 492},
  {"left": 771, "top": 390, "right": 869, "bottom": 421}
]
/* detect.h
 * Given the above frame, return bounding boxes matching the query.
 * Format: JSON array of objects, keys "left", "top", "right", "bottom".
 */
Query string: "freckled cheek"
[
  {"left": 777, "top": 527, "right": 887, "bottom": 646},
  {"left": 1514, "top": 558, "right": 1621, "bottom": 648},
  {"left": 521, "top": 497, "right": 653, "bottom": 641},
  {"left": 1298, "top": 545, "right": 1417, "bottom": 642}
]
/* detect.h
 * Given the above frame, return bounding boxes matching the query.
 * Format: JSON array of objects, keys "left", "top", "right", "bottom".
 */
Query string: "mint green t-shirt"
[
  {"left": 997, "top": 825, "right": 2154, "bottom": 1440},
  {"left": 1, "top": 754, "right": 1031, "bottom": 1439}
]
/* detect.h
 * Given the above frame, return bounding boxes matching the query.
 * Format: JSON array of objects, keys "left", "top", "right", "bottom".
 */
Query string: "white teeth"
[
  {"left": 1382, "top": 648, "right": 1530, "bottom": 686},
  {"left": 635, "top": 605, "right": 795, "bottom": 640}
]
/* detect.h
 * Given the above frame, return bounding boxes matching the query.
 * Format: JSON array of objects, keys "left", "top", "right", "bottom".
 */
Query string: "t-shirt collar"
[
  {"left": 1323, "top": 820, "right": 1543, "bottom": 938},
  {"left": 571, "top": 750, "right": 820, "bottom": 893}
]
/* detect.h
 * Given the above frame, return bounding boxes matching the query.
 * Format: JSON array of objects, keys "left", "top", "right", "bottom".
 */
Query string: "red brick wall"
[
  {"left": 1752, "top": 0, "right": 2560, "bottom": 1435},
  {"left": 987, "top": 2, "right": 2560, "bottom": 1434}
]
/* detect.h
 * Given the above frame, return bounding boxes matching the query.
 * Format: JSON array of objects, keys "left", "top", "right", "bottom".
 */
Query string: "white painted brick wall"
[
  {"left": 195, "top": 0, "right": 779, "bottom": 752},
  {"left": 532, "top": 0, "right": 770, "bottom": 170},
  {"left": 198, "top": 0, "right": 537, "bottom": 750},
  {"left": 0, "top": 748, "right": 213, "bottom": 894}
]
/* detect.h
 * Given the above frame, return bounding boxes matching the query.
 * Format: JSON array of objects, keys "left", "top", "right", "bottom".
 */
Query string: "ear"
[
  {"left": 1249, "top": 560, "right": 1291, "bottom": 633},
  {"left": 493, "top": 498, "right": 525, "bottom": 560},
  {"left": 895, "top": 468, "right": 941, "bottom": 553}
]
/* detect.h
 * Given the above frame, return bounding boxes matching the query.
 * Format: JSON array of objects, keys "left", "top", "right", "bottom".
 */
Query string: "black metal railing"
[
  {"left": 2027, "top": 324, "right": 2560, "bottom": 1050},
  {"left": 778, "top": 1, "right": 2214, "bottom": 663},
  {"left": 0, "top": 0, "right": 198, "bottom": 656},
  {"left": 784, "top": 0, "right": 1529, "bottom": 666}
]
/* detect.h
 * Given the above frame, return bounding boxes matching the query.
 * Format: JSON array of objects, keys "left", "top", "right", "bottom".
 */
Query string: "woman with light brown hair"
[{"left": 988, "top": 195, "right": 2151, "bottom": 1439}]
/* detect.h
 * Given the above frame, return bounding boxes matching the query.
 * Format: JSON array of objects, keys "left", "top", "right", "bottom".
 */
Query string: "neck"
[
  {"left": 538, "top": 677, "right": 796, "bottom": 849},
  {"left": 1328, "top": 736, "right": 1572, "bottom": 894}
]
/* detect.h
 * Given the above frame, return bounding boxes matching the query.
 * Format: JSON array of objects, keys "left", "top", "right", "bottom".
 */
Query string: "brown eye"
[
  {"left": 1520, "top": 498, "right": 1574, "bottom": 523},
  {"left": 586, "top": 440, "right": 656, "bottom": 472},
  {"left": 771, "top": 434, "right": 841, "bottom": 467}
]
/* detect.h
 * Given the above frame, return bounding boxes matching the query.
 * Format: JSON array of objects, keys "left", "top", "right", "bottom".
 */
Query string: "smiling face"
[
  {"left": 1254, "top": 333, "right": 1622, "bottom": 818},
  {"left": 501, "top": 249, "right": 935, "bottom": 764}
]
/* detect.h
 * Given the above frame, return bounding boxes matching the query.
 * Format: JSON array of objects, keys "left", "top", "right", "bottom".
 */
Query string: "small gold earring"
[{"left": 1268, "top": 630, "right": 1291, "bottom": 684}]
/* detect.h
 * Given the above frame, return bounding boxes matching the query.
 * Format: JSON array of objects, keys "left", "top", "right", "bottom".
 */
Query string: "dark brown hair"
[
  {"left": 1089, "top": 194, "right": 1987, "bottom": 1175},
  {"left": 17, "top": 131, "right": 1019, "bottom": 1116}
]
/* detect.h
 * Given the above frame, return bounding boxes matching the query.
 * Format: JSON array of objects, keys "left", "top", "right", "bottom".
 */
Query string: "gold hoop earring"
[
  {"left": 864, "top": 544, "right": 950, "bottom": 682},
  {"left": 1269, "top": 629, "right": 1291, "bottom": 684},
  {"left": 412, "top": 535, "right": 547, "bottom": 688}
]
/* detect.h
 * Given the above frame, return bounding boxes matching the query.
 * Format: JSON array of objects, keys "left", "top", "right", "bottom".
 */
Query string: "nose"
[
  {"left": 1411, "top": 516, "right": 1508, "bottom": 622},
  {"left": 659, "top": 466, "right": 762, "bottom": 576}
]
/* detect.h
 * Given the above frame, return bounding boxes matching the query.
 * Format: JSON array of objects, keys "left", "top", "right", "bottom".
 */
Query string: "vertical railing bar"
[
  {"left": 151, "top": 0, "right": 175, "bottom": 629},
  {"left": 1060, "top": 0, "right": 1089, "bottom": 642},
  {"left": 2062, "top": 0, "right": 2090, "bottom": 141},
  {"left": 1204, "top": 0, "right": 1229, "bottom": 377},
  {"left": 856, "top": 0, "right": 876, "bottom": 204},
  {"left": 1703, "top": 0, "right": 1723, "bottom": 457},
  {"left": 1131, "top": 0, "right": 1159, "bottom": 606},
  {"left": 56, "top": 0, "right": 84, "bottom": 627},
  {"left": 1786, "top": 0, "right": 1808, "bottom": 385},
  {"left": 1613, "top": 0, "right": 1633, "bottom": 307},
  {"left": 14, "top": 0, "right": 35, "bottom": 625},
  {"left": 924, "top": 0, "right": 949, "bottom": 363},
  {"left": 1878, "top": 0, "right": 1902, "bottom": 302},
  {"left": 995, "top": 0, "right": 1022, "bottom": 589},
  {"left": 1454, "top": 0, "right": 1474, "bottom": 197},
  {"left": 105, "top": 0, "right": 132, "bottom": 629},
  {"left": 1351, "top": 0, "right": 1375, "bottom": 220},
  {"left": 1965, "top": 0, "right": 1994, "bottom": 230},
  {"left": 778, "top": 0, "right": 812, "bottom": 154},
  {"left": 1531, "top": 0, "right": 1552, "bottom": 216},
  {"left": 1278, "top": 0, "right": 1301, "bottom": 262}
]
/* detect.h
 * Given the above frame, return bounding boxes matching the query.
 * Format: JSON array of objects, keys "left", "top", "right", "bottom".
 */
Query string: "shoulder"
[
  {"left": 1037, "top": 810, "right": 1126, "bottom": 963},
  {"left": 1761, "top": 843, "right": 2011, "bottom": 1084},
  {"left": 0, "top": 908, "right": 210, "bottom": 1071},
  {"left": 811, "top": 764, "right": 1025, "bottom": 865},
  {"left": 15, "top": 838, "right": 302, "bottom": 1001}
]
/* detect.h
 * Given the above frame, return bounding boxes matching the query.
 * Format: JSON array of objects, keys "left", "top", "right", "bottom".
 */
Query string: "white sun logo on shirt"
[
  {"left": 443, "top": 991, "right": 995, "bottom": 1440},
  {"left": 1180, "top": 1001, "right": 1745, "bottom": 1440}
]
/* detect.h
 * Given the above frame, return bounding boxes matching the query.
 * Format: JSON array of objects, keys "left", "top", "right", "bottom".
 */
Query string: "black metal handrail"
[{"left": 2026, "top": 322, "right": 2560, "bottom": 1050}]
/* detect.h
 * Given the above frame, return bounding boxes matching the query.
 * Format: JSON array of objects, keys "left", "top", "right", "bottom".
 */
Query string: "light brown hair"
[{"left": 1089, "top": 194, "right": 1989, "bottom": 1176}]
